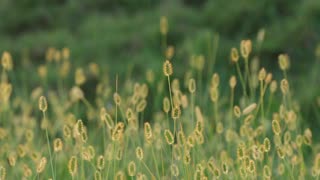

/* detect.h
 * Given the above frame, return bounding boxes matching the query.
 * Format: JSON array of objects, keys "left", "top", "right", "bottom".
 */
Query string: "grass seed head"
[
  {"left": 68, "top": 156, "right": 77, "bottom": 177},
  {"left": 231, "top": 48, "right": 239, "bottom": 62},
  {"left": 1, "top": 51, "right": 13, "bottom": 71},
  {"left": 163, "top": 60, "right": 173, "bottom": 76},
  {"left": 97, "top": 155, "right": 105, "bottom": 170},
  {"left": 38, "top": 96, "right": 48, "bottom": 112},
  {"left": 53, "top": 138, "right": 63, "bottom": 152},
  {"left": 170, "top": 164, "right": 179, "bottom": 177},
  {"left": 242, "top": 103, "right": 257, "bottom": 115},
  {"left": 164, "top": 129, "right": 174, "bottom": 145},
  {"left": 128, "top": 161, "right": 136, "bottom": 176},
  {"left": 278, "top": 54, "right": 290, "bottom": 71},
  {"left": 136, "top": 147, "right": 144, "bottom": 161},
  {"left": 36, "top": 157, "right": 47, "bottom": 174},
  {"left": 160, "top": 16, "right": 168, "bottom": 35},
  {"left": 188, "top": 78, "right": 196, "bottom": 93}
]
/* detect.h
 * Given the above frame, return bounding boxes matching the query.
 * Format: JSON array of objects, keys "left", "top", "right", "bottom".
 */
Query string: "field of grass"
[{"left": 0, "top": 15, "right": 320, "bottom": 179}]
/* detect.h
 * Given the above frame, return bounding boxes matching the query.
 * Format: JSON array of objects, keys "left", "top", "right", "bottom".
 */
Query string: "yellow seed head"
[
  {"left": 53, "top": 50, "right": 61, "bottom": 62},
  {"left": 171, "top": 105, "right": 181, "bottom": 119},
  {"left": 76, "top": 119, "right": 84, "bottom": 135},
  {"left": 234, "top": 105, "right": 241, "bottom": 118},
  {"left": 53, "top": 138, "right": 63, "bottom": 152},
  {"left": 237, "top": 144, "right": 245, "bottom": 160},
  {"left": 170, "top": 164, "right": 179, "bottom": 177},
  {"left": 115, "top": 171, "right": 125, "bottom": 180},
  {"left": 136, "top": 99, "right": 147, "bottom": 112},
  {"left": 296, "top": 134, "right": 303, "bottom": 147},
  {"left": 263, "top": 165, "right": 271, "bottom": 178},
  {"left": 113, "top": 92, "right": 121, "bottom": 106},
  {"left": 222, "top": 162, "right": 229, "bottom": 174},
  {"left": 62, "top": 47, "right": 70, "bottom": 60},
  {"left": 163, "top": 60, "right": 173, "bottom": 76},
  {"left": 278, "top": 54, "right": 290, "bottom": 71},
  {"left": 265, "top": 73, "right": 273, "bottom": 84},
  {"left": 70, "top": 86, "right": 84, "bottom": 102},
  {"left": 244, "top": 114, "right": 254, "bottom": 125},
  {"left": 94, "top": 170, "right": 101, "bottom": 180},
  {"left": 277, "top": 146, "right": 285, "bottom": 159},
  {"left": 242, "top": 103, "right": 257, "bottom": 115},
  {"left": 128, "top": 161, "right": 136, "bottom": 176},
  {"left": 38, "top": 65, "right": 47, "bottom": 79},
  {"left": 188, "top": 78, "right": 196, "bottom": 93},
  {"left": 187, "top": 135, "right": 195, "bottom": 148},
  {"left": 97, "top": 155, "right": 105, "bottom": 170},
  {"left": 270, "top": 80, "right": 277, "bottom": 93},
  {"left": 177, "top": 130, "right": 186, "bottom": 146},
  {"left": 280, "top": 79, "right": 289, "bottom": 95},
  {"left": 63, "top": 125, "right": 71, "bottom": 139},
  {"left": 183, "top": 150, "right": 191, "bottom": 165},
  {"left": 272, "top": 119, "right": 281, "bottom": 135},
  {"left": 144, "top": 122, "right": 152, "bottom": 140},
  {"left": 216, "top": 122, "right": 224, "bottom": 134},
  {"left": 23, "top": 164, "right": 32, "bottom": 177},
  {"left": 231, "top": 48, "right": 239, "bottom": 62},
  {"left": 229, "top": 76, "right": 237, "bottom": 89},
  {"left": 248, "top": 160, "right": 255, "bottom": 173},
  {"left": 263, "top": 138, "right": 271, "bottom": 152},
  {"left": 38, "top": 96, "right": 48, "bottom": 112},
  {"left": 160, "top": 16, "right": 168, "bottom": 35},
  {"left": 166, "top": 46, "right": 175, "bottom": 60},
  {"left": 136, "top": 146, "right": 144, "bottom": 161},
  {"left": 75, "top": 68, "right": 86, "bottom": 85},
  {"left": 8, "top": 154, "right": 16, "bottom": 167},
  {"left": 210, "top": 87, "right": 219, "bottom": 102},
  {"left": 258, "top": 68, "right": 266, "bottom": 81},
  {"left": 112, "top": 122, "right": 124, "bottom": 141},
  {"left": 240, "top": 40, "right": 252, "bottom": 59},
  {"left": 163, "top": 97, "right": 170, "bottom": 113},
  {"left": 68, "top": 156, "right": 77, "bottom": 177},
  {"left": 284, "top": 131, "right": 291, "bottom": 144},
  {"left": 36, "top": 157, "right": 47, "bottom": 174},
  {"left": 1, "top": 51, "right": 13, "bottom": 71},
  {"left": 164, "top": 129, "right": 174, "bottom": 145}
]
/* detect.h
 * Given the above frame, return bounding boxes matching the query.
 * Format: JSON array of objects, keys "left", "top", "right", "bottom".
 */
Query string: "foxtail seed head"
[
  {"left": 240, "top": 40, "right": 252, "bottom": 59},
  {"left": 272, "top": 119, "right": 281, "bottom": 135},
  {"left": 164, "top": 129, "right": 174, "bottom": 145},
  {"left": 1, "top": 51, "right": 13, "bottom": 71},
  {"left": 171, "top": 164, "right": 179, "bottom": 177},
  {"left": 278, "top": 54, "right": 290, "bottom": 71},
  {"left": 242, "top": 103, "right": 257, "bottom": 115},
  {"left": 163, "top": 60, "right": 173, "bottom": 76},
  {"left": 68, "top": 156, "right": 77, "bottom": 177},
  {"left": 36, "top": 157, "right": 47, "bottom": 174},
  {"left": 160, "top": 16, "right": 168, "bottom": 35},
  {"left": 128, "top": 161, "right": 136, "bottom": 176},
  {"left": 188, "top": 78, "right": 196, "bottom": 93},
  {"left": 38, "top": 96, "right": 48, "bottom": 112},
  {"left": 135, "top": 147, "right": 144, "bottom": 161},
  {"left": 231, "top": 48, "right": 239, "bottom": 62},
  {"left": 53, "top": 138, "right": 63, "bottom": 152},
  {"left": 229, "top": 76, "right": 237, "bottom": 89},
  {"left": 97, "top": 155, "right": 105, "bottom": 170}
]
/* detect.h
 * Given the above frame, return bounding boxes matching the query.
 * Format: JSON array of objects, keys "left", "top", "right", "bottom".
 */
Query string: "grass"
[{"left": 0, "top": 16, "right": 320, "bottom": 180}]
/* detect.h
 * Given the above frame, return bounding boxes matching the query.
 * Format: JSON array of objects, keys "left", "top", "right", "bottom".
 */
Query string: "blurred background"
[{"left": 1, "top": 0, "right": 320, "bottom": 127}]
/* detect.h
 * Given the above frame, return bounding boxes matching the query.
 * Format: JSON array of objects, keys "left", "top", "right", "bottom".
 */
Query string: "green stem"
[{"left": 43, "top": 111, "right": 55, "bottom": 180}]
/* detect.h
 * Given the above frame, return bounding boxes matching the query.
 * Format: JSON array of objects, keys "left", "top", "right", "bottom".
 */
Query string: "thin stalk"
[{"left": 43, "top": 111, "right": 55, "bottom": 180}]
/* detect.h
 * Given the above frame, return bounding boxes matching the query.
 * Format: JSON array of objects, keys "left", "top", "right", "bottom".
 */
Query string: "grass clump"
[{"left": 0, "top": 17, "right": 319, "bottom": 180}]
